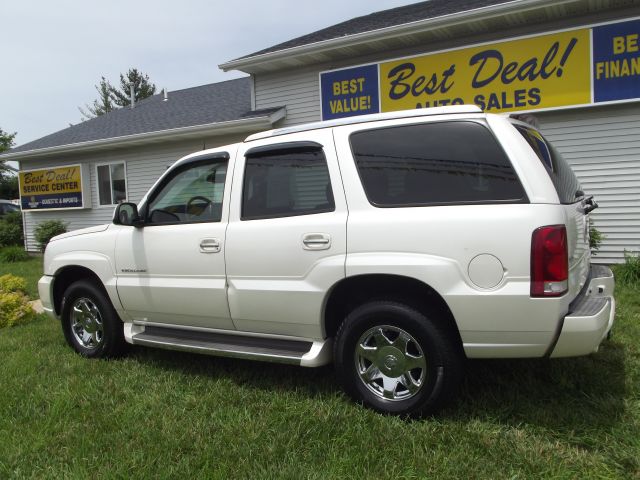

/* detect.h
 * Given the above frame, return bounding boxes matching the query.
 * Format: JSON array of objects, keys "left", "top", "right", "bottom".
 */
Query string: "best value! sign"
[
  {"left": 19, "top": 165, "right": 88, "bottom": 210},
  {"left": 320, "top": 18, "right": 640, "bottom": 120}
]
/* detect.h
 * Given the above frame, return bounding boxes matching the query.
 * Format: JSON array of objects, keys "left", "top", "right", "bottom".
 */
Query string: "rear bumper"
[{"left": 550, "top": 265, "right": 615, "bottom": 358}]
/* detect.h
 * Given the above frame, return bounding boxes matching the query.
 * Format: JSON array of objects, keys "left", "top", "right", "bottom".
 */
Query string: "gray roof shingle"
[
  {"left": 11, "top": 77, "right": 269, "bottom": 154},
  {"left": 238, "top": 0, "right": 512, "bottom": 59}
]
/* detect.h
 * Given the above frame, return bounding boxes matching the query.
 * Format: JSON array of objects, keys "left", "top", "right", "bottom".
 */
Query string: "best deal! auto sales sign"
[{"left": 320, "top": 18, "right": 640, "bottom": 120}]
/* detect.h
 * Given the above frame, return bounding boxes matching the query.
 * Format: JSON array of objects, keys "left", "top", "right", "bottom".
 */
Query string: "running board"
[{"left": 127, "top": 324, "right": 332, "bottom": 367}]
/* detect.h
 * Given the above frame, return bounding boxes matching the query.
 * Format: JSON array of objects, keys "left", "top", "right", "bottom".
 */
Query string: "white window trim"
[{"left": 95, "top": 161, "right": 128, "bottom": 208}]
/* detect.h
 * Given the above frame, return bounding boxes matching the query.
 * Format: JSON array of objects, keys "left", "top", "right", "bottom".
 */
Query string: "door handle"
[
  {"left": 199, "top": 238, "right": 221, "bottom": 253},
  {"left": 302, "top": 233, "right": 331, "bottom": 250}
]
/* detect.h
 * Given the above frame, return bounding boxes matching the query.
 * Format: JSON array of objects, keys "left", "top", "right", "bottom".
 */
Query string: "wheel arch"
[
  {"left": 52, "top": 265, "right": 110, "bottom": 316},
  {"left": 323, "top": 274, "right": 463, "bottom": 351}
]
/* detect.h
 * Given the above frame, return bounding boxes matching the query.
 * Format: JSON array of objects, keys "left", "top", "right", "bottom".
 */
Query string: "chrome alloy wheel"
[
  {"left": 70, "top": 297, "right": 104, "bottom": 349},
  {"left": 355, "top": 325, "right": 427, "bottom": 401}
]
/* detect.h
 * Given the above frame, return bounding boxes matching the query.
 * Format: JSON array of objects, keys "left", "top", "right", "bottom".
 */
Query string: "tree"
[
  {"left": 79, "top": 77, "right": 116, "bottom": 121},
  {"left": 0, "top": 175, "right": 18, "bottom": 198},
  {"left": 0, "top": 127, "right": 15, "bottom": 153},
  {"left": 79, "top": 69, "right": 157, "bottom": 119},
  {"left": 108, "top": 68, "right": 156, "bottom": 107},
  {"left": 0, "top": 127, "right": 17, "bottom": 181}
]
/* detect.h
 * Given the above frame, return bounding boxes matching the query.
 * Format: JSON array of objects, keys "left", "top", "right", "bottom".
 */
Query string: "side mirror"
[{"left": 114, "top": 202, "right": 144, "bottom": 227}]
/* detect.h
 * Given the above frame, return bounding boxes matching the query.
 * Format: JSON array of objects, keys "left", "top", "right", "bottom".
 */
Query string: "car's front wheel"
[
  {"left": 61, "top": 280, "right": 127, "bottom": 358},
  {"left": 334, "top": 301, "right": 463, "bottom": 417}
]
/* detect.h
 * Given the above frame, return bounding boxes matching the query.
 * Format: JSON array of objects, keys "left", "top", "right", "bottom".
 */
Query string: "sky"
[{"left": 1, "top": 0, "right": 418, "bottom": 147}]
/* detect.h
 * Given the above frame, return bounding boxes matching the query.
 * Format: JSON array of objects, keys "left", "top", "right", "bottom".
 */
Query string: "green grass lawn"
[
  {"left": 0, "top": 261, "right": 638, "bottom": 478},
  {"left": 0, "top": 254, "right": 43, "bottom": 299}
]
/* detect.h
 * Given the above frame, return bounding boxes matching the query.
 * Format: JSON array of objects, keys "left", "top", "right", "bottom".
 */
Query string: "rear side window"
[
  {"left": 350, "top": 121, "right": 527, "bottom": 207},
  {"left": 242, "top": 148, "right": 334, "bottom": 220},
  {"left": 515, "top": 126, "right": 582, "bottom": 204}
]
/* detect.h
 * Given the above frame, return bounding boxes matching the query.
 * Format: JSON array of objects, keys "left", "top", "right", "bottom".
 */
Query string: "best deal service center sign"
[
  {"left": 19, "top": 165, "right": 90, "bottom": 210},
  {"left": 320, "top": 18, "right": 640, "bottom": 120}
]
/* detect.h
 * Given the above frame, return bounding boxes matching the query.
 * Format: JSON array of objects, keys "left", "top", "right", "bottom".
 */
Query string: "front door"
[{"left": 115, "top": 151, "right": 234, "bottom": 330}]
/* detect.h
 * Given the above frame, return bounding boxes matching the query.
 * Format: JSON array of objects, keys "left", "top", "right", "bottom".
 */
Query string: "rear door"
[
  {"left": 224, "top": 130, "right": 347, "bottom": 339},
  {"left": 515, "top": 125, "right": 591, "bottom": 298}
]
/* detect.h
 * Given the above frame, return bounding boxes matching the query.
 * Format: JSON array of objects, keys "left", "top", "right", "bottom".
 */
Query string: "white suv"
[{"left": 39, "top": 106, "right": 615, "bottom": 416}]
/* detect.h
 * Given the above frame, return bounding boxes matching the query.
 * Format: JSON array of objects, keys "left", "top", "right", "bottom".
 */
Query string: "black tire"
[
  {"left": 334, "top": 300, "right": 464, "bottom": 417},
  {"left": 61, "top": 280, "right": 127, "bottom": 358}
]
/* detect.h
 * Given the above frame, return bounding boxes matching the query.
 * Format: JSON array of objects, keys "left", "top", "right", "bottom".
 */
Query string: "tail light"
[{"left": 531, "top": 225, "right": 568, "bottom": 297}]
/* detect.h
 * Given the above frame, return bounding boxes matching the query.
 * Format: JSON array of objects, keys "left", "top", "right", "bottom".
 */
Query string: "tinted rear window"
[
  {"left": 242, "top": 149, "right": 334, "bottom": 220},
  {"left": 515, "top": 126, "right": 582, "bottom": 204},
  {"left": 349, "top": 121, "right": 527, "bottom": 207}
]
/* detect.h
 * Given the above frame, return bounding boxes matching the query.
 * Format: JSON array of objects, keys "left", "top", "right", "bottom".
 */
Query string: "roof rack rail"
[{"left": 245, "top": 105, "right": 482, "bottom": 142}]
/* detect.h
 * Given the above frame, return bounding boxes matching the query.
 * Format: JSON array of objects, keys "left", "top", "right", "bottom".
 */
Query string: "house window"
[{"left": 97, "top": 163, "right": 127, "bottom": 206}]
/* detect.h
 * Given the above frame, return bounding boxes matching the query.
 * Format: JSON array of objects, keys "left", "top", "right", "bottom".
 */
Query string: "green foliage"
[
  {"left": 588, "top": 219, "right": 605, "bottom": 254},
  {"left": 0, "top": 253, "right": 42, "bottom": 299},
  {"left": 0, "top": 273, "right": 27, "bottom": 293},
  {"left": 0, "top": 126, "right": 17, "bottom": 178},
  {"left": 0, "top": 273, "right": 33, "bottom": 328},
  {"left": 614, "top": 251, "right": 640, "bottom": 286},
  {"left": 0, "top": 175, "right": 19, "bottom": 198},
  {"left": 0, "top": 127, "right": 16, "bottom": 153},
  {"left": 79, "top": 76, "right": 116, "bottom": 120},
  {"left": 34, "top": 220, "right": 67, "bottom": 252},
  {"left": 80, "top": 68, "right": 156, "bottom": 119},
  {"left": 0, "top": 213, "right": 23, "bottom": 246},
  {"left": 0, "top": 246, "right": 29, "bottom": 263},
  {"left": 0, "top": 292, "right": 34, "bottom": 328},
  {"left": 0, "top": 223, "right": 23, "bottom": 247},
  {"left": 2, "top": 210, "right": 22, "bottom": 227},
  {"left": 109, "top": 68, "right": 156, "bottom": 107}
]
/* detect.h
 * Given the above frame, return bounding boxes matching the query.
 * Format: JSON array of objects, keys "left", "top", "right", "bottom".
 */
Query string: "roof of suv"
[{"left": 245, "top": 105, "right": 483, "bottom": 141}]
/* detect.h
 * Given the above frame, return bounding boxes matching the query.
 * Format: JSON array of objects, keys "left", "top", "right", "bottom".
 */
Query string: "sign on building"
[
  {"left": 320, "top": 18, "right": 640, "bottom": 120},
  {"left": 19, "top": 165, "right": 90, "bottom": 210}
]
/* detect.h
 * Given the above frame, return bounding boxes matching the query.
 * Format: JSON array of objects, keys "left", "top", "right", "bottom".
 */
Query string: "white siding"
[
  {"left": 21, "top": 134, "right": 243, "bottom": 252},
  {"left": 538, "top": 103, "right": 640, "bottom": 264},
  {"left": 255, "top": 69, "right": 320, "bottom": 126}
]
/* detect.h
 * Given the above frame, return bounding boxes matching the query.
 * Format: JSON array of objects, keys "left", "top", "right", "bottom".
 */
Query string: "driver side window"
[{"left": 146, "top": 158, "right": 227, "bottom": 225}]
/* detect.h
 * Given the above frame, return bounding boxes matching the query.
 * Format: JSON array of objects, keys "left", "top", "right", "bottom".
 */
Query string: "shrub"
[
  {"left": 0, "top": 222, "right": 23, "bottom": 247},
  {"left": 0, "top": 246, "right": 29, "bottom": 263},
  {"left": 0, "top": 274, "right": 33, "bottom": 328},
  {"left": 34, "top": 220, "right": 67, "bottom": 252},
  {"left": 588, "top": 219, "right": 605, "bottom": 255},
  {"left": 2, "top": 211, "right": 22, "bottom": 227},
  {"left": 0, "top": 274, "right": 27, "bottom": 294},
  {"left": 614, "top": 251, "right": 640, "bottom": 287},
  {"left": 0, "top": 292, "right": 34, "bottom": 328},
  {"left": 0, "top": 212, "right": 24, "bottom": 247}
]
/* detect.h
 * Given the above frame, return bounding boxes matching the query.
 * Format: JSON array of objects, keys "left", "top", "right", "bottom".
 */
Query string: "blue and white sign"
[
  {"left": 592, "top": 19, "right": 640, "bottom": 103},
  {"left": 320, "top": 64, "right": 379, "bottom": 120}
]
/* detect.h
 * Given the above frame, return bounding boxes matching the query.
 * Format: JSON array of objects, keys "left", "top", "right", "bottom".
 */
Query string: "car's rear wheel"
[
  {"left": 61, "top": 281, "right": 127, "bottom": 358},
  {"left": 334, "top": 300, "right": 463, "bottom": 417}
]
